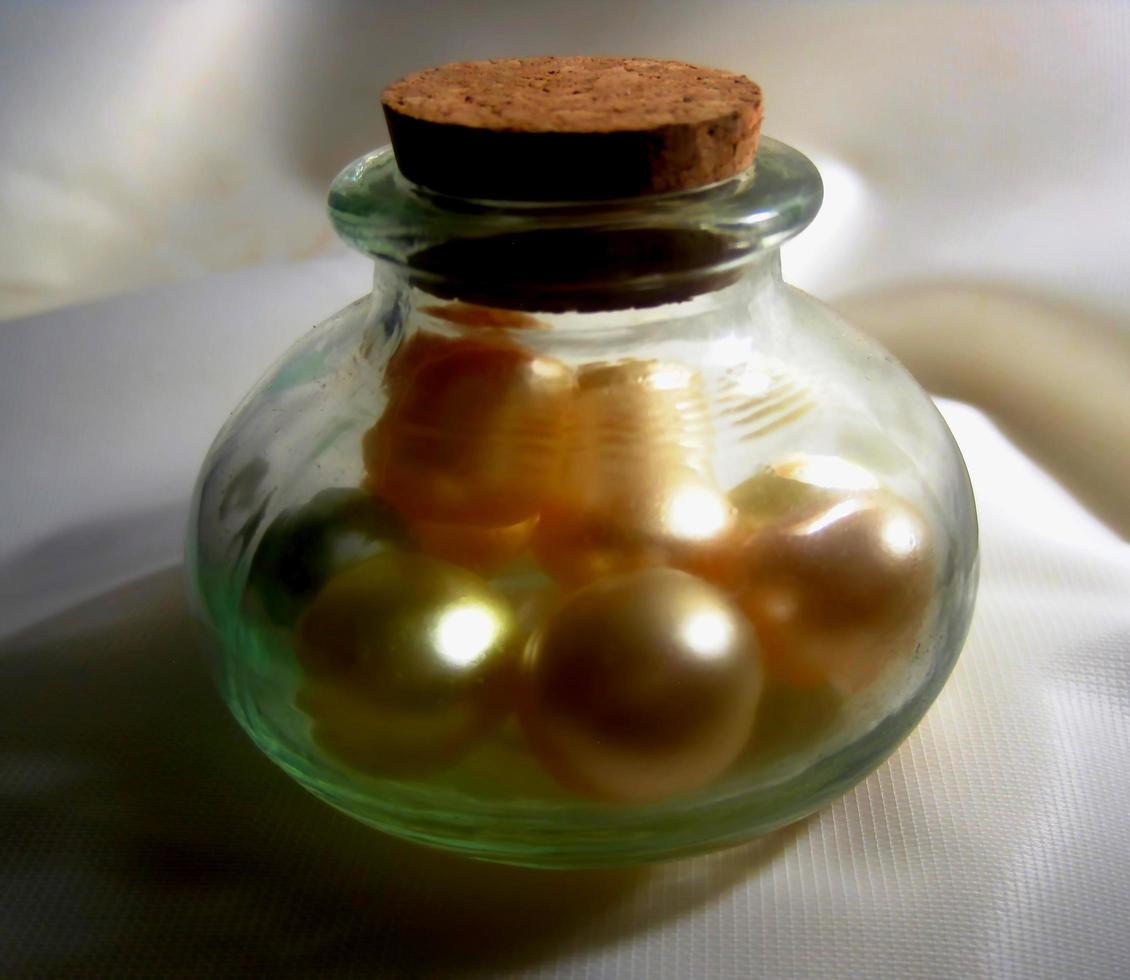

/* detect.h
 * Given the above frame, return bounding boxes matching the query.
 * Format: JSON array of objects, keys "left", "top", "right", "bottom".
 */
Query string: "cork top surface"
[{"left": 382, "top": 56, "right": 763, "bottom": 134}]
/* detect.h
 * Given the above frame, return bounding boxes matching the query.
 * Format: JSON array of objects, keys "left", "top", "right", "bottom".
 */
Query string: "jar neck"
[
  {"left": 390, "top": 223, "right": 773, "bottom": 315},
  {"left": 332, "top": 137, "right": 822, "bottom": 315},
  {"left": 372, "top": 248, "right": 787, "bottom": 338}
]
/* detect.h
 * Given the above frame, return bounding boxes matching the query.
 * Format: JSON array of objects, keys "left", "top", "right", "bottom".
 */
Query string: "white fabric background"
[{"left": 2, "top": 2, "right": 1130, "bottom": 977}]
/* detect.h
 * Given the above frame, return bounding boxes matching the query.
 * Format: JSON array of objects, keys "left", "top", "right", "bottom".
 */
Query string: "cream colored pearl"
[
  {"left": 737, "top": 488, "right": 935, "bottom": 692},
  {"left": 519, "top": 568, "right": 763, "bottom": 803},
  {"left": 295, "top": 552, "right": 517, "bottom": 775}
]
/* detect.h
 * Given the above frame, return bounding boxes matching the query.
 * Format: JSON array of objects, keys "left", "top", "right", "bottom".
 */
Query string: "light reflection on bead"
[
  {"left": 519, "top": 568, "right": 763, "bottom": 803},
  {"left": 295, "top": 552, "right": 517, "bottom": 775},
  {"left": 363, "top": 332, "right": 574, "bottom": 526}
]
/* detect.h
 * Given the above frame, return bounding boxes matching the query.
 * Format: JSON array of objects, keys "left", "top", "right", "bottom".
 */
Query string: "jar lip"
[
  {"left": 327, "top": 136, "right": 822, "bottom": 311},
  {"left": 331, "top": 136, "right": 820, "bottom": 248}
]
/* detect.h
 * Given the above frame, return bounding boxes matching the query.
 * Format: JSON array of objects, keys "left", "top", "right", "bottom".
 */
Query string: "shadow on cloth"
[{"left": 0, "top": 566, "right": 797, "bottom": 977}]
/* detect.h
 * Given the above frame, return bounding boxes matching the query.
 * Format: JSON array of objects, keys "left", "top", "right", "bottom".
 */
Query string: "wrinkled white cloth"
[{"left": 1, "top": 255, "right": 1128, "bottom": 979}]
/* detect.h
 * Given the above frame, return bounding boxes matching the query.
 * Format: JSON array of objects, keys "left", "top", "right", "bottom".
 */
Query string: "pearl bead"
[
  {"left": 363, "top": 331, "right": 574, "bottom": 526},
  {"left": 560, "top": 359, "right": 716, "bottom": 491},
  {"left": 534, "top": 468, "right": 739, "bottom": 587},
  {"left": 245, "top": 488, "right": 405, "bottom": 627},
  {"left": 534, "top": 359, "right": 733, "bottom": 586},
  {"left": 295, "top": 552, "right": 517, "bottom": 775},
  {"left": 737, "top": 488, "right": 935, "bottom": 692},
  {"left": 519, "top": 568, "right": 763, "bottom": 803}
]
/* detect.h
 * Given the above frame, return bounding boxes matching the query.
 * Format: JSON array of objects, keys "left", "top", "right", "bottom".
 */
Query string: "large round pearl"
[
  {"left": 364, "top": 331, "right": 574, "bottom": 526},
  {"left": 295, "top": 552, "right": 517, "bottom": 775},
  {"left": 245, "top": 488, "right": 405, "bottom": 627},
  {"left": 737, "top": 489, "right": 935, "bottom": 692},
  {"left": 519, "top": 568, "right": 763, "bottom": 803}
]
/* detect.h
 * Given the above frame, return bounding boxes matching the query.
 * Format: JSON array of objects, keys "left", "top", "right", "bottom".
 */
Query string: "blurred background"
[
  {"left": 3, "top": 0, "right": 1128, "bottom": 317},
  {"left": 2, "top": 0, "right": 1128, "bottom": 536}
]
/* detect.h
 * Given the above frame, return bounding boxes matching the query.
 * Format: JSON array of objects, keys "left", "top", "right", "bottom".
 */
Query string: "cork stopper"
[{"left": 382, "top": 57, "right": 763, "bottom": 201}]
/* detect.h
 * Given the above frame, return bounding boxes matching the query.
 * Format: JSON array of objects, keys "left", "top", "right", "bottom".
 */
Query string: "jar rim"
[{"left": 327, "top": 136, "right": 822, "bottom": 311}]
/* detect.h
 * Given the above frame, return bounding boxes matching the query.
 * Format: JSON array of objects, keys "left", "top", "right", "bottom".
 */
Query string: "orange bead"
[
  {"left": 364, "top": 332, "right": 574, "bottom": 525},
  {"left": 535, "top": 468, "right": 741, "bottom": 588},
  {"left": 408, "top": 514, "right": 537, "bottom": 574},
  {"left": 736, "top": 490, "right": 935, "bottom": 693},
  {"left": 420, "top": 302, "right": 548, "bottom": 331},
  {"left": 382, "top": 329, "right": 453, "bottom": 387},
  {"left": 563, "top": 360, "right": 715, "bottom": 483},
  {"left": 533, "top": 359, "right": 734, "bottom": 586}
]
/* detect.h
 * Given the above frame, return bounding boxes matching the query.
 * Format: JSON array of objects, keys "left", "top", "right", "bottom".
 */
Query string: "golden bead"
[
  {"left": 519, "top": 568, "right": 763, "bottom": 803},
  {"left": 534, "top": 359, "right": 734, "bottom": 586},
  {"left": 295, "top": 552, "right": 517, "bottom": 775},
  {"left": 534, "top": 468, "right": 740, "bottom": 587},
  {"left": 364, "top": 331, "right": 574, "bottom": 526},
  {"left": 737, "top": 488, "right": 935, "bottom": 693},
  {"left": 561, "top": 359, "right": 716, "bottom": 494}
]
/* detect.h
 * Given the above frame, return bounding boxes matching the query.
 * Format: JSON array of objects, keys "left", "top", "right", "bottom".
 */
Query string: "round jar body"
[{"left": 188, "top": 146, "right": 977, "bottom": 867}]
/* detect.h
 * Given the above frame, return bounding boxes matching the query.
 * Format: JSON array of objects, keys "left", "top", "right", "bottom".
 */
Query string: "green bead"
[{"left": 245, "top": 488, "right": 405, "bottom": 627}]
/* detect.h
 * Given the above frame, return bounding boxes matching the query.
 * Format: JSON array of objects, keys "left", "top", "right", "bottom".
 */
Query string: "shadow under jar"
[{"left": 188, "top": 58, "right": 978, "bottom": 868}]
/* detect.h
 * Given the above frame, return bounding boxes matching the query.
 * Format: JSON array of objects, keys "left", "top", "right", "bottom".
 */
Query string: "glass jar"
[{"left": 188, "top": 136, "right": 978, "bottom": 867}]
